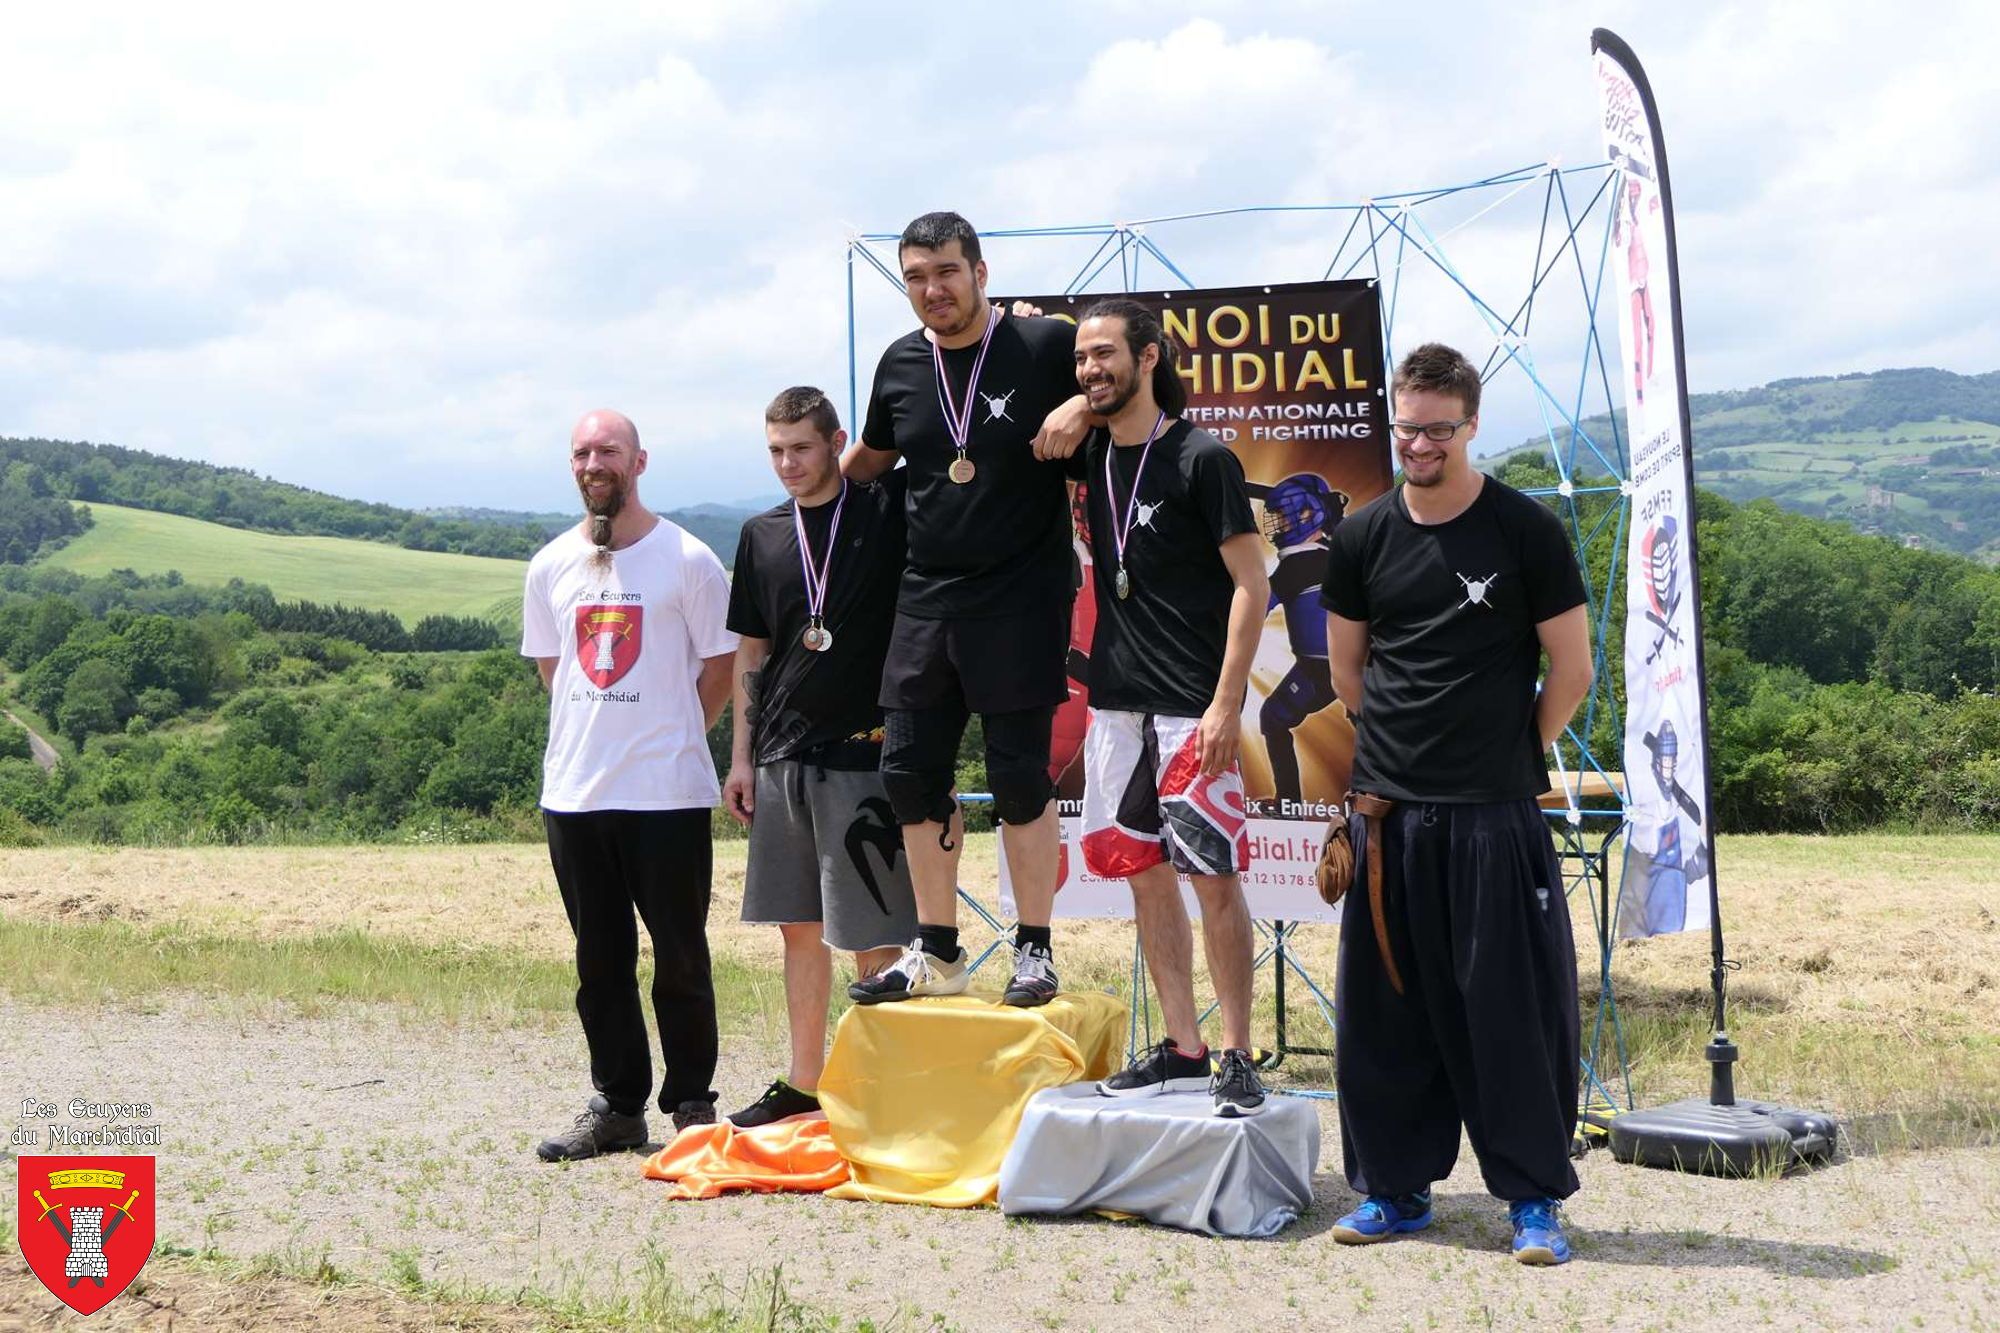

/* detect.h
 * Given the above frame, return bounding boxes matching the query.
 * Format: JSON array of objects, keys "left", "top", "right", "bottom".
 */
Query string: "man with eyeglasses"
[{"left": 1318, "top": 343, "right": 1593, "bottom": 1264}]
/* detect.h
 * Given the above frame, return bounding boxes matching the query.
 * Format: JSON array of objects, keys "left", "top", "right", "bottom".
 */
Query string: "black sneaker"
[
  {"left": 1211, "top": 1048, "right": 1268, "bottom": 1118},
  {"left": 1097, "top": 1038, "right": 1210, "bottom": 1098},
  {"left": 728, "top": 1080, "right": 821, "bottom": 1129},
  {"left": 536, "top": 1095, "right": 648, "bottom": 1162},
  {"left": 670, "top": 1099, "right": 718, "bottom": 1133},
  {"left": 1001, "top": 941, "right": 1059, "bottom": 1007},
  {"left": 847, "top": 939, "right": 970, "bottom": 1004}
]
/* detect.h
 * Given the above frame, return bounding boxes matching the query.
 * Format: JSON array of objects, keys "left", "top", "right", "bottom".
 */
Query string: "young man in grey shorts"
[{"left": 721, "top": 387, "right": 922, "bottom": 1127}]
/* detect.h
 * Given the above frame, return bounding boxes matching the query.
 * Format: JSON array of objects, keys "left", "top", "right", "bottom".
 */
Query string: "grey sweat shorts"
[{"left": 742, "top": 759, "right": 918, "bottom": 953}]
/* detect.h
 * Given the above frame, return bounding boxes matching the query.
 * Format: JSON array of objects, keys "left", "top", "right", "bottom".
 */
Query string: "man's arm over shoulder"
[{"left": 847, "top": 342, "right": 906, "bottom": 479}]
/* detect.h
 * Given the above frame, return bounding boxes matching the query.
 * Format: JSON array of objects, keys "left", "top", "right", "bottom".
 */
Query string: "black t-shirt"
[
  {"left": 860, "top": 311, "right": 1078, "bottom": 619},
  {"left": 726, "top": 473, "right": 906, "bottom": 767},
  {"left": 1073, "top": 421, "right": 1259, "bottom": 716},
  {"left": 1319, "top": 476, "right": 1586, "bottom": 802}
]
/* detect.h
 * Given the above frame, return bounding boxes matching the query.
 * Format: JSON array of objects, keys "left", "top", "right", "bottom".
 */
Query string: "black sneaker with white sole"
[
  {"left": 1211, "top": 1047, "right": 1268, "bottom": 1117},
  {"left": 1097, "top": 1037, "right": 1211, "bottom": 1098},
  {"left": 728, "top": 1080, "right": 821, "bottom": 1129},
  {"left": 847, "top": 939, "right": 971, "bottom": 1004},
  {"left": 536, "top": 1095, "right": 648, "bottom": 1162},
  {"left": 1001, "top": 941, "right": 1060, "bottom": 1007}
]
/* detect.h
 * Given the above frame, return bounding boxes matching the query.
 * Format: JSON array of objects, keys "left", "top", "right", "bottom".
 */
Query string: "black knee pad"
[
  {"left": 1261, "top": 676, "right": 1310, "bottom": 735},
  {"left": 881, "top": 706, "right": 962, "bottom": 826},
  {"left": 983, "top": 706, "right": 1055, "bottom": 825},
  {"left": 1262, "top": 662, "right": 1334, "bottom": 735}
]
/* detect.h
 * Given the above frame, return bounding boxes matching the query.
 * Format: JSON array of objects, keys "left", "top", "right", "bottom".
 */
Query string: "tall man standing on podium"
[
  {"left": 720, "top": 387, "right": 919, "bottom": 1127},
  {"left": 524, "top": 409, "right": 738, "bottom": 1161},
  {"left": 1065, "top": 298, "right": 1274, "bottom": 1117},
  {"left": 1320, "top": 343, "right": 1593, "bottom": 1264},
  {"left": 842, "top": 211, "right": 1092, "bottom": 1007}
]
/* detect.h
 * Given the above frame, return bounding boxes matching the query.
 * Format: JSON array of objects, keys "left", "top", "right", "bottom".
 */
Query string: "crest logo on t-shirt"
[
  {"left": 575, "top": 605, "right": 644, "bottom": 687},
  {"left": 981, "top": 388, "right": 1017, "bottom": 423},
  {"left": 1455, "top": 571, "right": 1500, "bottom": 611}
]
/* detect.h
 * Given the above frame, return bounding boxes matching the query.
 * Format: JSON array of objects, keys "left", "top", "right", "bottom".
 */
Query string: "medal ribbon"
[
  {"left": 932, "top": 305, "right": 1002, "bottom": 455},
  {"left": 1103, "top": 411, "right": 1167, "bottom": 576},
  {"left": 792, "top": 482, "right": 848, "bottom": 628}
]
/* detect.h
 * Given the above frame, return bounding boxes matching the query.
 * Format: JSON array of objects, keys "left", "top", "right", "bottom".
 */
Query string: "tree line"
[
  {"left": 0, "top": 437, "right": 559, "bottom": 561},
  {"left": 3, "top": 477, "right": 1998, "bottom": 845},
  {"left": 1497, "top": 456, "right": 2000, "bottom": 833}
]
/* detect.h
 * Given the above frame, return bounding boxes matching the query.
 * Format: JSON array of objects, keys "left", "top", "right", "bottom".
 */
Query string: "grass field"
[
  {"left": 46, "top": 502, "right": 527, "bottom": 627},
  {"left": 2, "top": 835, "right": 1996, "bottom": 1330}
]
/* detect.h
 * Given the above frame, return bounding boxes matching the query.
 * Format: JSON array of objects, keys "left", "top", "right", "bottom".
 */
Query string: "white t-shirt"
[{"left": 520, "top": 518, "right": 738, "bottom": 812}]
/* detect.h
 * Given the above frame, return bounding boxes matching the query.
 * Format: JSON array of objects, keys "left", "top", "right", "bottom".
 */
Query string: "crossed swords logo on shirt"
[
  {"left": 1456, "top": 571, "right": 1500, "bottom": 610},
  {"left": 32, "top": 1187, "right": 141, "bottom": 1289}
]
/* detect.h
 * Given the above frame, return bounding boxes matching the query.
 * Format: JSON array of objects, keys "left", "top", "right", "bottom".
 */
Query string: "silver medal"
[
  {"left": 1115, "top": 566, "right": 1131, "bottom": 600},
  {"left": 802, "top": 623, "right": 834, "bottom": 653}
]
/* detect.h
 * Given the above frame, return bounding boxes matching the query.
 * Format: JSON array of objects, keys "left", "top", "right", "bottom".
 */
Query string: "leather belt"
[{"left": 1350, "top": 793, "right": 1404, "bottom": 995}]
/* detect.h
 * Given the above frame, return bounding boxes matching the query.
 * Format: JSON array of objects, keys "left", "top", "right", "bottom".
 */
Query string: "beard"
[
  {"left": 579, "top": 473, "right": 628, "bottom": 520},
  {"left": 1086, "top": 371, "right": 1140, "bottom": 420}
]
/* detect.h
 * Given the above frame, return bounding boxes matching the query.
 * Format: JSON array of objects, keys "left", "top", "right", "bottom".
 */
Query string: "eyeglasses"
[{"left": 1390, "top": 417, "right": 1472, "bottom": 443}]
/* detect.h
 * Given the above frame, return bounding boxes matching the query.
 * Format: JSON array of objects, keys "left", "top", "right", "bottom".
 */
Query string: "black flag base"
[{"left": 1608, "top": 1034, "right": 1839, "bottom": 1176}]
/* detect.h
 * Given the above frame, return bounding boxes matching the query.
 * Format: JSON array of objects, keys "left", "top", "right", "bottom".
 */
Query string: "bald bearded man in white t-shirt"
[{"left": 521, "top": 409, "right": 738, "bottom": 1162}]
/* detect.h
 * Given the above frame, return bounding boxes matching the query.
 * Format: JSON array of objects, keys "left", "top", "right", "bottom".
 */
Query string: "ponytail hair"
[{"left": 1079, "top": 297, "right": 1187, "bottom": 417}]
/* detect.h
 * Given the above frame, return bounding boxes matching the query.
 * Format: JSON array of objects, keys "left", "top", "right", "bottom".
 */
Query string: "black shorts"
[{"left": 879, "top": 604, "right": 1069, "bottom": 715}]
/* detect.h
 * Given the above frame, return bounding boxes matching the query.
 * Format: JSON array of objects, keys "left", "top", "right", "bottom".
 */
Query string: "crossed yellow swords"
[{"left": 32, "top": 1188, "right": 141, "bottom": 1289}]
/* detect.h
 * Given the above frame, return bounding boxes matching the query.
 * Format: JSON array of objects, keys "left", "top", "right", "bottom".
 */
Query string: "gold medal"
[{"left": 948, "top": 455, "right": 976, "bottom": 485}]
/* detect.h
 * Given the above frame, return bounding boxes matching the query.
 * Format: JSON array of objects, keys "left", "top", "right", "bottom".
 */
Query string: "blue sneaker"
[
  {"left": 1508, "top": 1198, "right": 1572, "bottom": 1265},
  {"left": 1331, "top": 1190, "right": 1432, "bottom": 1244}
]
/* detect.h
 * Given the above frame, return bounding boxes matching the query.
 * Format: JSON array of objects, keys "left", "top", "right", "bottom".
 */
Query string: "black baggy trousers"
[
  {"left": 543, "top": 808, "right": 717, "bottom": 1117},
  {"left": 1335, "top": 797, "right": 1580, "bottom": 1202}
]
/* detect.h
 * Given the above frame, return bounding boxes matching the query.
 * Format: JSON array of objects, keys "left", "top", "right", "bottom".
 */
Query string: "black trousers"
[
  {"left": 1335, "top": 797, "right": 1580, "bottom": 1202},
  {"left": 543, "top": 808, "right": 717, "bottom": 1117}
]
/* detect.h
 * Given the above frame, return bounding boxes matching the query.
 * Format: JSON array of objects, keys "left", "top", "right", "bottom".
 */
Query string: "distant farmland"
[{"left": 47, "top": 503, "right": 527, "bottom": 627}]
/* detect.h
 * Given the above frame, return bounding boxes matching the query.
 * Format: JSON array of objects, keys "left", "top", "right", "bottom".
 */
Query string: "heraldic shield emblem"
[
  {"left": 16, "top": 1155, "right": 155, "bottom": 1315},
  {"left": 574, "top": 604, "right": 643, "bottom": 688}
]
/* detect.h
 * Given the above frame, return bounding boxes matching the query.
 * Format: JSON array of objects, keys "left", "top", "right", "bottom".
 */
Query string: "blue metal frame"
[{"left": 850, "top": 165, "right": 1637, "bottom": 1109}]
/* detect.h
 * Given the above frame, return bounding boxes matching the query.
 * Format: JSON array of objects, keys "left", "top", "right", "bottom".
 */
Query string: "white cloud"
[{"left": 1, "top": 1, "right": 1997, "bottom": 509}]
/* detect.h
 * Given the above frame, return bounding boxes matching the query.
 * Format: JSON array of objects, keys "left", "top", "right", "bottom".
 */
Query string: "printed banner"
[
  {"left": 999, "top": 280, "right": 1391, "bottom": 920},
  {"left": 1596, "top": 34, "right": 1717, "bottom": 937}
]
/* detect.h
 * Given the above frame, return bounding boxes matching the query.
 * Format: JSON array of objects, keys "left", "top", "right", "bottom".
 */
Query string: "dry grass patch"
[{"left": 2, "top": 834, "right": 1996, "bottom": 1145}]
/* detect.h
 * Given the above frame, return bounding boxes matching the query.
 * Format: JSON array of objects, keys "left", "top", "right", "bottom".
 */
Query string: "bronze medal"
[
  {"left": 948, "top": 455, "right": 976, "bottom": 485},
  {"left": 793, "top": 484, "right": 848, "bottom": 656}
]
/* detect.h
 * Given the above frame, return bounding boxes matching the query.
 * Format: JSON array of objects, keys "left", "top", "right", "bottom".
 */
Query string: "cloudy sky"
[{"left": 3, "top": 1, "right": 1992, "bottom": 513}]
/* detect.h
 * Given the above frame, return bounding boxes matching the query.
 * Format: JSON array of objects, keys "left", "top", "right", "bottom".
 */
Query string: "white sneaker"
[
  {"left": 847, "top": 939, "right": 969, "bottom": 1004},
  {"left": 1001, "top": 942, "right": 1060, "bottom": 1007}
]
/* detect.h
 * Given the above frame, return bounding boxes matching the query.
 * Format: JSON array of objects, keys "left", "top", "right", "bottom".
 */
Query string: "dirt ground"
[{"left": 2, "top": 839, "right": 1998, "bottom": 1331}]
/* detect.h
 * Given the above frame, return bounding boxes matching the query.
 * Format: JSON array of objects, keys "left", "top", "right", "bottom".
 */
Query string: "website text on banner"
[{"left": 999, "top": 280, "right": 1391, "bottom": 922}]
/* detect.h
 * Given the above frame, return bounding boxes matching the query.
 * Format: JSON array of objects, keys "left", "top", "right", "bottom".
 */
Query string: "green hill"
[
  {"left": 1488, "top": 368, "right": 2000, "bottom": 562},
  {"left": 46, "top": 504, "right": 527, "bottom": 627}
]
